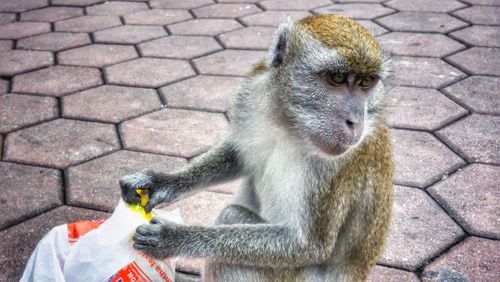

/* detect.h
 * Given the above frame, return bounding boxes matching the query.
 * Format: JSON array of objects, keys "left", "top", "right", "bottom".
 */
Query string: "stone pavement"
[{"left": 0, "top": 0, "right": 498, "bottom": 281}]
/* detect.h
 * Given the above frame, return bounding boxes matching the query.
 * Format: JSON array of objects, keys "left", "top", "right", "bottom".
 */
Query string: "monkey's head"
[{"left": 265, "top": 14, "right": 390, "bottom": 157}]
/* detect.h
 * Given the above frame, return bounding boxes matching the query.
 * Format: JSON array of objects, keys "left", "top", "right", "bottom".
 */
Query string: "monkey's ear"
[{"left": 268, "top": 19, "right": 294, "bottom": 68}]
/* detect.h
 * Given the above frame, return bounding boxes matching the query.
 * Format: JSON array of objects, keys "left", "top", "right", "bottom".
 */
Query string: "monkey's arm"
[{"left": 120, "top": 140, "right": 242, "bottom": 211}]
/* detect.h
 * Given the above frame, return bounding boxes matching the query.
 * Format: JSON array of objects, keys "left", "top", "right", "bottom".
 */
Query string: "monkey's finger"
[
  {"left": 150, "top": 217, "right": 166, "bottom": 225},
  {"left": 144, "top": 194, "right": 163, "bottom": 213}
]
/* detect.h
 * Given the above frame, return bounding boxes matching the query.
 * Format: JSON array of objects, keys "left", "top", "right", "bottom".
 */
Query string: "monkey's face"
[{"left": 269, "top": 15, "right": 389, "bottom": 157}]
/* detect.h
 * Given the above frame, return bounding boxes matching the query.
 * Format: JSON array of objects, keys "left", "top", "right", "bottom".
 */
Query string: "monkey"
[{"left": 120, "top": 14, "right": 393, "bottom": 282}]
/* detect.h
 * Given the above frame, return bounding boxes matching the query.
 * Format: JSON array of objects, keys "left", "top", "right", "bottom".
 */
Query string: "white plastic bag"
[{"left": 21, "top": 200, "right": 182, "bottom": 282}]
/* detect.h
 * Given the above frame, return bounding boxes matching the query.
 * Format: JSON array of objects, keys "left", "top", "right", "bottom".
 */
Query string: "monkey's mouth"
[{"left": 310, "top": 136, "right": 350, "bottom": 156}]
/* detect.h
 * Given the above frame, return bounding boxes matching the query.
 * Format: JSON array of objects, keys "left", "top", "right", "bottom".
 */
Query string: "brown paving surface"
[{"left": 0, "top": 0, "right": 498, "bottom": 281}]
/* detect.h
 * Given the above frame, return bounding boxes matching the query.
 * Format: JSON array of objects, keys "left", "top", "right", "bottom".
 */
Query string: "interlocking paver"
[
  {"left": 67, "top": 150, "right": 186, "bottom": 211},
  {"left": 447, "top": 47, "right": 500, "bottom": 76},
  {"left": 121, "top": 108, "right": 228, "bottom": 157},
  {"left": 94, "top": 25, "right": 167, "bottom": 45},
  {"left": 0, "top": 13, "right": 16, "bottom": 24},
  {"left": 17, "top": 32, "right": 91, "bottom": 51},
  {"left": 240, "top": 10, "right": 311, "bottom": 27},
  {"left": 436, "top": 114, "right": 499, "bottom": 164},
  {"left": 12, "top": 65, "right": 102, "bottom": 97},
  {"left": 421, "top": 237, "right": 500, "bottom": 282},
  {"left": 52, "top": 0, "right": 104, "bottom": 6},
  {"left": 0, "top": 162, "right": 62, "bottom": 230},
  {"left": 4, "top": 119, "right": 119, "bottom": 169},
  {"left": 124, "top": 9, "right": 192, "bottom": 26},
  {"left": 192, "top": 3, "right": 261, "bottom": 19},
  {"left": 55, "top": 15, "right": 121, "bottom": 32},
  {"left": 380, "top": 186, "right": 464, "bottom": 270},
  {"left": 386, "top": 86, "right": 466, "bottom": 131},
  {"left": 86, "top": 1, "right": 148, "bottom": 16},
  {"left": 62, "top": 85, "right": 162, "bottom": 123},
  {"left": 0, "top": 22, "right": 51, "bottom": 40},
  {"left": 58, "top": 44, "right": 138, "bottom": 67},
  {"left": 0, "top": 50, "right": 53, "bottom": 76},
  {"left": 139, "top": 36, "right": 222, "bottom": 59},
  {"left": 391, "top": 56, "right": 466, "bottom": 88},
  {"left": 150, "top": 0, "right": 213, "bottom": 9},
  {"left": 462, "top": 0, "right": 500, "bottom": 4},
  {"left": 160, "top": 75, "right": 243, "bottom": 112},
  {"left": 367, "top": 266, "right": 419, "bottom": 282},
  {"left": 379, "top": 33, "right": 465, "bottom": 57},
  {"left": 219, "top": 26, "right": 275, "bottom": 50},
  {"left": 450, "top": 26, "right": 500, "bottom": 48},
  {"left": 386, "top": 0, "right": 466, "bottom": 12},
  {"left": 313, "top": 4, "right": 395, "bottom": 20},
  {"left": 453, "top": 6, "right": 500, "bottom": 25},
  {"left": 168, "top": 19, "right": 242, "bottom": 36},
  {"left": 0, "top": 94, "right": 58, "bottom": 133},
  {"left": 442, "top": 76, "right": 499, "bottom": 115},
  {"left": 20, "top": 6, "right": 83, "bottom": 22},
  {"left": 357, "top": 20, "right": 387, "bottom": 37},
  {"left": 260, "top": 0, "right": 332, "bottom": 10},
  {"left": 0, "top": 40, "right": 12, "bottom": 52},
  {"left": 391, "top": 129, "right": 465, "bottom": 188},
  {"left": 0, "top": 206, "right": 109, "bottom": 281},
  {"left": 0, "top": 0, "right": 47, "bottom": 13},
  {"left": 105, "top": 58, "right": 195, "bottom": 88},
  {"left": 429, "top": 164, "right": 500, "bottom": 239},
  {"left": 194, "top": 50, "right": 266, "bottom": 76},
  {"left": 0, "top": 79, "right": 8, "bottom": 94},
  {"left": 376, "top": 12, "right": 467, "bottom": 33}
]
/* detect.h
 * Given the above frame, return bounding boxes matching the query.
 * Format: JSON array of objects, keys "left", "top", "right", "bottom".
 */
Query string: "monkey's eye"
[
  {"left": 358, "top": 76, "right": 378, "bottom": 89},
  {"left": 327, "top": 72, "right": 347, "bottom": 86}
]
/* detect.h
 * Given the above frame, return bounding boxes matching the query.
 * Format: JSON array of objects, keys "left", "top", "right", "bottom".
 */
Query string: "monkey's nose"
[{"left": 344, "top": 119, "right": 362, "bottom": 144}]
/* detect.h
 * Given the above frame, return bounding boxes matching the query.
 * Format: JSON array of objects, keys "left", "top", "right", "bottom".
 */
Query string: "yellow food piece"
[{"left": 128, "top": 189, "right": 153, "bottom": 221}]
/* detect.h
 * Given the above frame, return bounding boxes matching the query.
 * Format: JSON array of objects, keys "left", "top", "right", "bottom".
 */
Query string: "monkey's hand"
[
  {"left": 133, "top": 217, "right": 182, "bottom": 259},
  {"left": 119, "top": 170, "right": 181, "bottom": 212}
]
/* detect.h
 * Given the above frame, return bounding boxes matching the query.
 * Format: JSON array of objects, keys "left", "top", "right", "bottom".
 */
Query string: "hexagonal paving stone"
[
  {"left": 462, "top": 0, "right": 500, "bottom": 4},
  {"left": 194, "top": 50, "right": 266, "bottom": 76},
  {"left": 367, "top": 266, "right": 419, "bottom": 282},
  {"left": 0, "top": 162, "right": 62, "bottom": 230},
  {"left": 192, "top": 3, "right": 261, "bottom": 19},
  {"left": 67, "top": 150, "right": 186, "bottom": 211},
  {"left": 168, "top": 19, "right": 242, "bottom": 36},
  {"left": 380, "top": 186, "right": 464, "bottom": 271},
  {"left": 0, "top": 22, "right": 51, "bottom": 39},
  {"left": 0, "top": 13, "right": 16, "bottom": 24},
  {"left": 219, "top": 26, "right": 274, "bottom": 50},
  {"left": 313, "top": 4, "right": 395, "bottom": 20},
  {"left": 0, "top": 0, "right": 47, "bottom": 13},
  {"left": 86, "top": 1, "right": 148, "bottom": 16},
  {"left": 94, "top": 25, "right": 167, "bottom": 44},
  {"left": 391, "top": 129, "right": 465, "bottom": 188},
  {"left": 0, "top": 79, "right": 8, "bottom": 94},
  {"left": 453, "top": 6, "right": 500, "bottom": 25},
  {"left": 105, "top": 58, "right": 195, "bottom": 88},
  {"left": 386, "top": 0, "right": 466, "bottom": 12},
  {"left": 4, "top": 119, "right": 119, "bottom": 168},
  {"left": 442, "top": 76, "right": 499, "bottom": 115},
  {"left": 139, "top": 36, "right": 222, "bottom": 59},
  {"left": 357, "top": 20, "right": 387, "bottom": 37},
  {"left": 121, "top": 109, "right": 228, "bottom": 157},
  {"left": 58, "top": 44, "right": 137, "bottom": 67},
  {"left": 386, "top": 86, "right": 466, "bottom": 131},
  {"left": 0, "top": 206, "right": 109, "bottom": 281},
  {"left": 0, "top": 40, "right": 12, "bottom": 52},
  {"left": 52, "top": 0, "right": 104, "bottom": 6},
  {"left": 55, "top": 15, "right": 121, "bottom": 32},
  {"left": 391, "top": 56, "right": 466, "bottom": 88},
  {"left": 421, "top": 237, "right": 500, "bottom": 282},
  {"left": 437, "top": 114, "right": 499, "bottom": 164},
  {"left": 62, "top": 85, "right": 162, "bottom": 123},
  {"left": 20, "top": 6, "right": 83, "bottom": 22},
  {"left": 260, "top": 0, "right": 332, "bottom": 10},
  {"left": 240, "top": 10, "right": 311, "bottom": 27},
  {"left": 447, "top": 47, "right": 500, "bottom": 76},
  {"left": 450, "top": 26, "right": 500, "bottom": 48},
  {"left": 17, "top": 32, "right": 91, "bottom": 51},
  {"left": 379, "top": 33, "right": 465, "bottom": 57},
  {"left": 12, "top": 66, "right": 102, "bottom": 97},
  {"left": 160, "top": 75, "right": 243, "bottom": 112},
  {"left": 0, "top": 50, "right": 53, "bottom": 76},
  {"left": 429, "top": 164, "right": 499, "bottom": 239},
  {"left": 150, "top": 0, "right": 214, "bottom": 9},
  {"left": 124, "top": 9, "right": 192, "bottom": 25},
  {"left": 0, "top": 94, "right": 58, "bottom": 133},
  {"left": 376, "top": 12, "right": 467, "bottom": 33}
]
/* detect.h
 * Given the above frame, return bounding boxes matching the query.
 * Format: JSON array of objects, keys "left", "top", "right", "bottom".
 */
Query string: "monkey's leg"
[{"left": 214, "top": 204, "right": 265, "bottom": 225}]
